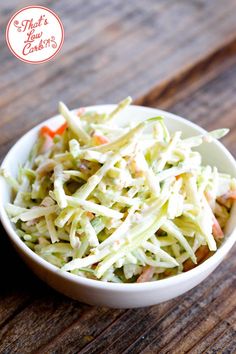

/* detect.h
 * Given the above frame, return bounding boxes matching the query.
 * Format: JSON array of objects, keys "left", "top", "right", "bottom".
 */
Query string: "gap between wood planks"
[
  {"left": 1, "top": 33, "right": 236, "bottom": 165},
  {"left": 186, "top": 306, "right": 236, "bottom": 354},
  {"left": 1, "top": 1, "right": 236, "bottom": 128},
  {"left": 134, "top": 35, "right": 236, "bottom": 110},
  {"left": 2, "top": 27, "right": 236, "bottom": 160}
]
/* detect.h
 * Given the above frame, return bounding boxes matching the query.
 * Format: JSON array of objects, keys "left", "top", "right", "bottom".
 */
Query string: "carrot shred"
[
  {"left": 86, "top": 211, "right": 95, "bottom": 220},
  {"left": 137, "top": 266, "right": 154, "bottom": 283},
  {"left": 39, "top": 135, "right": 54, "bottom": 154},
  {"left": 40, "top": 126, "right": 55, "bottom": 138},
  {"left": 40, "top": 122, "right": 67, "bottom": 138},
  {"left": 218, "top": 191, "right": 236, "bottom": 206},
  {"left": 55, "top": 122, "right": 68, "bottom": 135},
  {"left": 93, "top": 134, "right": 109, "bottom": 145},
  {"left": 205, "top": 195, "right": 224, "bottom": 240},
  {"left": 77, "top": 107, "right": 85, "bottom": 116},
  {"left": 183, "top": 245, "right": 210, "bottom": 271},
  {"left": 40, "top": 109, "right": 86, "bottom": 138}
]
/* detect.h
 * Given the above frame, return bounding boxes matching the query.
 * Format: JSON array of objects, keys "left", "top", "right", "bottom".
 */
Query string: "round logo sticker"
[{"left": 6, "top": 6, "right": 64, "bottom": 64}]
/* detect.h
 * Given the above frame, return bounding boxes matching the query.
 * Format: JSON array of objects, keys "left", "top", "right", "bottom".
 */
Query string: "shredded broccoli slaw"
[{"left": 1, "top": 97, "right": 236, "bottom": 283}]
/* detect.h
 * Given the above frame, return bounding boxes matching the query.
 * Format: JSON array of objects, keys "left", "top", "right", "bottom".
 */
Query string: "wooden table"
[{"left": 0, "top": 1, "right": 236, "bottom": 353}]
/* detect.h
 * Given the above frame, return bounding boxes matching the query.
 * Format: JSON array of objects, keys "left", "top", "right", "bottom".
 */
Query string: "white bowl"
[{"left": 1, "top": 105, "right": 236, "bottom": 308}]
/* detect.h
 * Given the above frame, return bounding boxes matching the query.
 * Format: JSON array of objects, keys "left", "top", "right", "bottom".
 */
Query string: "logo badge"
[{"left": 6, "top": 6, "right": 64, "bottom": 64}]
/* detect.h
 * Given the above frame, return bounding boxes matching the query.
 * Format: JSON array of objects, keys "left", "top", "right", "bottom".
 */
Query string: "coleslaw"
[{"left": 1, "top": 97, "right": 236, "bottom": 283}]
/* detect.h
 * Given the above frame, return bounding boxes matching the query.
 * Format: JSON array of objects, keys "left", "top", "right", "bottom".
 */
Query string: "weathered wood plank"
[
  {"left": 189, "top": 304, "right": 236, "bottom": 354},
  {"left": 35, "top": 307, "right": 125, "bottom": 354},
  {"left": 1, "top": 0, "right": 236, "bottom": 161},
  {"left": 31, "top": 247, "right": 236, "bottom": 354},
  {"left": 78, "top": 60, "right": 236, "bottom": 354},
  {"left": 136, "top": 37, "right": 236, "bottom": 110},
  {"left": 122, "top": 63, "right": 236, "bottom": 354},
  {"left": 166, "top": 62, "right": 236, "bottom": 157},
  {"left": 0, "top": 293, "right": 31, "bottom": 329},
  {"left": 153, "top": 284, "right": 236, "bottom": 354},
  {"left": 0, "top": 225, "right": 35, "bottom": 330},
  {"left": 0, "top": 60, "right": 233, "bottom": 354},
  {"left": 115, "top": 249, "right": 236, "bottom": 354},
  {"left": 204, "top": 323, "right": 236, "bottom": 354},
  {"left": 0, "top": 295, "right": 89, "bottom": 353},
  {"left": 0, "top": 1, "right": 236, "bottom": 353}
]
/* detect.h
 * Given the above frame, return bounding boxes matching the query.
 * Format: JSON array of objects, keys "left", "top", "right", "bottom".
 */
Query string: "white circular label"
[{"left": 6, "top": 6, "right": 64, "bottom": 64}]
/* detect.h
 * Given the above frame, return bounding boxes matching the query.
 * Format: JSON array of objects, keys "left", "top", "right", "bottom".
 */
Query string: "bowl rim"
[{"left": 1, "top": 104, "right": 236, "bottom": 291}]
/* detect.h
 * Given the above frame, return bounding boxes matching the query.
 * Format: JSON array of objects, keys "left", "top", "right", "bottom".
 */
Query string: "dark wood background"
[{"left": 0, "top": 1, "right": 236, "bottom": 353}]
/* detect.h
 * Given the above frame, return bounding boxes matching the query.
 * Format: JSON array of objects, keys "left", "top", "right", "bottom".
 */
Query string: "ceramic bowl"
[{"left": 1, "top": 105, "right": 236, "bottom": 308}]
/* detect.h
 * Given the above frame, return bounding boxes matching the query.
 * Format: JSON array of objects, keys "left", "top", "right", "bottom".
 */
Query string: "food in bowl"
[{"left": 1, "top": 97, "right": 236, "bottom": 284}]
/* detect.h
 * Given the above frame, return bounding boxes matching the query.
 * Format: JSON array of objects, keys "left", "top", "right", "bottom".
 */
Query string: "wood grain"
[
  {"left": 0, "top": 0, "right": 236, "bottom": 353},
  {"left": 1, "top": 0, "right": 236, "bottom": 158},
  {"left": 167, "top": 62, "right": 236, "bottom": 157}
]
